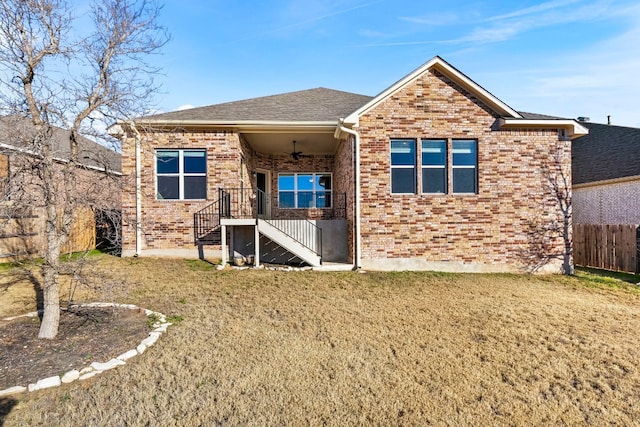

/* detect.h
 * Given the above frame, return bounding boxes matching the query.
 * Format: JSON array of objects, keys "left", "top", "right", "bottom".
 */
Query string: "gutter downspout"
[
  {"left": 338, "top": 120, "right": 361, "bottom": 269},
  {"left": 129, "top": 122, "right": 143, "bottom": 256}
]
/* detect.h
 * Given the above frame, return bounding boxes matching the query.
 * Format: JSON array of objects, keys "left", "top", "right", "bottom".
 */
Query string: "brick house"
[
  {"left": 117, "top": 56, "right": 587, "bottom": 272},
  {"left": 0, "top": 115, "right": 122, "bottom": 261},
  {"left": 572, "top": 121, "right": 640, "bottom": 225}
]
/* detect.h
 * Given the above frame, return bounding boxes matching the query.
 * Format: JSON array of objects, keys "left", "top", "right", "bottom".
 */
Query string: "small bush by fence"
[{"left": 573, "top": 224, "right": 639, "bottom": 274}]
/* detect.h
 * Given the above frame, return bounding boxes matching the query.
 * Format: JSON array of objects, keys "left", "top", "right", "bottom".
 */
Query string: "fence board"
[
  {"left": 573, "top": 224, "right": 639, "bottom": 273},
  {"left": 0, "top": 206, "right": 97, "bottom": 262}
]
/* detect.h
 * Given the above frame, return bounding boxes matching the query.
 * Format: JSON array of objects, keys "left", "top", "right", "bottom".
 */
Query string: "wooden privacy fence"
[
  {"left": 0, "top": 206, "right": 97, "bottom": 263},
  {"left": 573, "top": 224, "right": 640, "bottom": 274}
]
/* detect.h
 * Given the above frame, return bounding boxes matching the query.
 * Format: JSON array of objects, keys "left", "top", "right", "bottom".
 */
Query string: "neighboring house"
[
  {"left": 116, "top": 56, "right": 587, "bottom": 272},
  {"left": 572, "top": 121, "right": 640, "bottom": 225},
  {"left": 0, "top": 115, "right": 122, "bottom": 261}
]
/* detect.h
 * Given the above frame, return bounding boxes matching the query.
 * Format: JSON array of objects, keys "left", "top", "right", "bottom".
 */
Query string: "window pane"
[
  {"left": 391, "top": 140, "right": 416, "bottom": 166},
  {"left": 392, "top": 168, "right": 415, "bottom": 193},
  {"left": 184, "top": 150, "right": 206, "bottom": 173},
  {"left": 298, "top": 191, "right": 314, "bottom": 208},
  {"left": 279, "top": 192, "right": 295, "bottom": 208},
  {"left": 157, "top": 176, "right": 179, "bottom": 199},
  {"left": 279, "top": 174, "right": 295, "bottom": 191},
  {"left": 453, "top": 140, "right": 477, "bottom": 166},
  {"left": 297, "top": 174, "right": 314, "bottom": 191},
  {"left": 453, "top": 168, "right": 477, "bottom": 193},
  {"left": 184, "top": 176, "right": 207, "bottom": 199},
  {"left": 422, "top": 140, "right": 446, "bottom": 166},
  {"left": 317, "top": 174, "right": 331, "bottom": 190},
  {"left": 423, "top": 168, "right": 446, "bottom": 193},
  {"left": 316, "top": 192, "right": 331, "bottom": 208},
  {"left": 157, "top": 151, "right": 179, "bottom": 174}
]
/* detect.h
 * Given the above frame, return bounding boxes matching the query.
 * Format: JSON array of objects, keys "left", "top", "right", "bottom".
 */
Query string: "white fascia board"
[
  {"left": 573, "top": 174, "right": 640, "bottom": 189},
  {"left": 134, "top": 119, "right": 338, "bottom": 132},
  {"left": 344, "top": 56, "right": 522, "bottom": 126},
  {"left": 498, "top": 118, "right": 589, "bottom": 138}
]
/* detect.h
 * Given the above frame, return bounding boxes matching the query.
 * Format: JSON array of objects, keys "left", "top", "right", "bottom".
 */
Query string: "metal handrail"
[
  {"left": 194, "top": 188, "right": 347, "bottom": 258},
  {"left": 193, "top": 197, "right": 221, "bottom": 243},
  {"left": 218, "top": 188, "right": 346, "bottom": 220}
]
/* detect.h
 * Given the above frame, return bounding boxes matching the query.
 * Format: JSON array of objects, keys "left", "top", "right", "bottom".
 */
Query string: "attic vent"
[{"left": 577, "top": 116, "right": 590, "bottom": 122}]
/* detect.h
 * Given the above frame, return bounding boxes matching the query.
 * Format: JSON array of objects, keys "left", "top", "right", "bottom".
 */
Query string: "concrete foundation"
[{"left": 360, "top": 257, "right": 564, "bottom": 274}]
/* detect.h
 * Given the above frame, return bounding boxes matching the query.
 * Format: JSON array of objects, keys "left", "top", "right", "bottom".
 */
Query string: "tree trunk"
[
  {"left": 38, "top": 263, "right": 60, "bottom": 339},
  {"left": 562, "top": 211, "right": 574, "bottom": 275},
  {"left": 38, "top": 197, "right": 63, "bottom": 339}
]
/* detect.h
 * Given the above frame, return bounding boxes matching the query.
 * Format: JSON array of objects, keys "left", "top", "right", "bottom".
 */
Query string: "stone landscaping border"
[{"left": 0, "top": 303, "right": 173, "bottom": 397}]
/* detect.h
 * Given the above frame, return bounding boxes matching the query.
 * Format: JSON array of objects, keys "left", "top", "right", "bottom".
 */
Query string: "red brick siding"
[
  {"left": 333, "top": 137, "right": 355, "bottom": 262},
  {"left": 122, "top": 129, "right": 341, "bottom": 251},
  {"left": 121, "top": 129, "right": 243, "bottom": 252},
  {"left": 357, "top": 69, "right": 569, "bottom": 267},
  {"left": 253, "top": 152, "right": 336, "bottom": 220}
]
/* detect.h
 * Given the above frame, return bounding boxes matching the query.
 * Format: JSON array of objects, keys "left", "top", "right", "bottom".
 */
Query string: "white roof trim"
[
  {"left": 343, "top": 56, "right": 522, "bottom": 126},
  {"left": 573, "top": 174, "right": 640, "bottom": 189},
  {"left": 135, "top": 119, "right": 337, "bottom": 127},
  {"left": 133, "top": 119, "right": 338, "bottom": 133},
  {"left": 498, "top": 118, "right": 589, "bottom": 138}
]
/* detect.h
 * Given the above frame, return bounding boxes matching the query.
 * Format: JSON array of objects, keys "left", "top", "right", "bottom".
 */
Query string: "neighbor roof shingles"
[
  {"left": 0, "top": 115, "right": 121, "bottom": 173},
  {"left": 572, "top": 122, "right": 640, "bottom": 185},
  {"left": 142, "top": 88, "right": 374, "bottom": 123}
]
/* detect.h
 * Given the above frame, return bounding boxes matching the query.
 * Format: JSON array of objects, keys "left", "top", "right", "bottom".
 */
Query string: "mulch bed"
[{"left": 0, "top": 306, "right": 151, "bottom": 390}]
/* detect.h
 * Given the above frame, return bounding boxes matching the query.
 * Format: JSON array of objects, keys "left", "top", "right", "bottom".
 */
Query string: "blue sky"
[{"left": 151, "top": 0, "right": 640, "bottom": 127}]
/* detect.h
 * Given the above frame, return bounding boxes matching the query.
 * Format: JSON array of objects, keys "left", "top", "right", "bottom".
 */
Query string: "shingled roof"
[
  {"left": 518, "top": 111, "right": 567, "bottom": 120},
  {"left": 141, "top": 88, "right": 374, "bottom": 123},
  {"left": 572, "top": 122, "right": 640, "bottom": 185},
  {"left": 0, "top": 115, "right": 121, "bottom": 173}
]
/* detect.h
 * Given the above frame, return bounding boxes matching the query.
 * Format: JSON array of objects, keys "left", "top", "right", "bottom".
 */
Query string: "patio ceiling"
[{"left": 242, "top": 131, "right": 339, "bottom": 156}]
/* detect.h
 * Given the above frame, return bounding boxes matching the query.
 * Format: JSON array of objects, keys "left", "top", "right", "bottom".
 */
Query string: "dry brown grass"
[{"left": 2, "top": 256, "right": 640, "bottom": 426}]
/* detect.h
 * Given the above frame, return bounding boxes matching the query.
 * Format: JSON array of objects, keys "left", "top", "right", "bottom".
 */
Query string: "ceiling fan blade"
[{"left": 290, "top": 140, "right": 303, "bottom": 160}]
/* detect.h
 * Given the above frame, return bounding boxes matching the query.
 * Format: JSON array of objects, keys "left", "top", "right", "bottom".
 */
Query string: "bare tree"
[
  {"left": 523, "top": 140, "right": 573, "bottom": 275},
  {"left": 0, "top": 0, "right": 167, "bottom": 338}
]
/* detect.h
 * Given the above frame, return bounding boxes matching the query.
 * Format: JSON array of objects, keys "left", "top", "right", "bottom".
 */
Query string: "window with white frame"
[
  {"left": 452, "top": 140, "right": 478, "bottom": 194},
  {"left": 156, "top": 149, "right": 207, "bottom": 200},
  {"left": 391, "top": 139, "right": 416, "bottom": 194},
  {"left": 422, "top": 139, "right": 447, "bottom": 194},
  {"left": 278, "top": 173, "right": 332, "bottom": 208}
]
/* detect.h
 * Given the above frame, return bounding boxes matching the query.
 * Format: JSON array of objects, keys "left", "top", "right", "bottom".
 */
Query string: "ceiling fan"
[{"left": 289, "top": 140, "right": 304, "bottom": 160}]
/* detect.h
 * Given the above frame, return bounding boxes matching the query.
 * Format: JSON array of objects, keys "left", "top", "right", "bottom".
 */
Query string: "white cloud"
[
  {"left": 492, "top": 7, "right": 640, "bottom": 127},
  {"left": 457, "top": 0, "right": 614, "bottom": 44},
  {"left": 484, "top": 0, "right": 581, "bottom": 22},
  {"left": 270, "top": 0, "right": 385, "bottom": 35},
  {"left": 399, "top": 12, "right": 460, "bottom": 26},
  {"left": 177, "top": 104, "right": 195, "bottom": 111},
  {"left": 358, "top": 0, "right": 616, "bottom": 47}
]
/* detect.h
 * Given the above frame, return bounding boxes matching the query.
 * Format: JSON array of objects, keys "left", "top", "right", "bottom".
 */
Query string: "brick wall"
[
  {"left": 357, "top": 69, "right": 570, "bottom": 271},
  {"left": 574, "top": 179, "right": 640, "bottom": 224},
  {"left": 0, "top": 151, "right": 120, "bottom": 260},
  {"left": 121, "top": 129, "right": 343, "bottom": 254},
  {"left": 333, "top": 137, "right": 355, "bottom": 262},
  {"left": 253, "top": 151, "right": 337, "bottom": 220},
  {"left": 121, "top": 129, "right": 244, "bottom": 253}
]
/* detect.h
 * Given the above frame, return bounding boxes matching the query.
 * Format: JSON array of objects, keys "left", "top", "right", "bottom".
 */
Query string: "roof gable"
[
  {"left": 141, "top": 88, "right": 373, "bottom": 124},
  {"left": 344, "top": 56, "right": 522, "bottom": 125}
]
